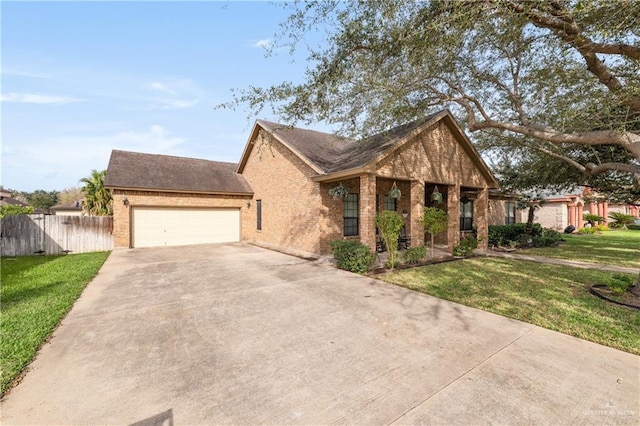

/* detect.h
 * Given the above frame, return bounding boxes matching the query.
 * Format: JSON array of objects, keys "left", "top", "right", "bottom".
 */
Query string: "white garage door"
[{"left": 132, "top": 207, "right": 240, "bottom": 248}]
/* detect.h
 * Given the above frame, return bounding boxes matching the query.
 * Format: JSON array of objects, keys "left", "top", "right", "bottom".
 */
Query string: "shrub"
[
  {"left": 488, "top": 223, "right": 542, "bottom": 247},
  {"left": 375, "top": 211, "right": 405, "bottom": 269},
  {"left": 628, "top": 224, "right": 640, "bottom": 231},
  {"left": 330, "top": 240, "right": 375, "bottom": 274},
  {"left": 402, "top": 245, "right": 427, "bottom": 264},
  {"left": 578, "top": 227, "right": 596, "bottom": 234},
  {"left": 594, "top": 224, "right": 610, "bottom": 232},
  {"left": 606, "top": 274, "right": 634, "bottom": 295},
  {"left": 608, "top": 212, "right": 635, "bottom": 229},
  {"left": 0, "top": 205, "right": 34, "bottom": 218},
  {"left": 583, "top": 213, "right": 605, "bottom": 226},
  {"left": 531, "top": 228, "right": 563, "bottom": 247},
  {"left": 453, "top": 235, "right": 478, "bottom": 257}
]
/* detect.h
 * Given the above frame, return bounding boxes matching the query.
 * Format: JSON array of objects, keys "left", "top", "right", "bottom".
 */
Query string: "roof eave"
[
  {"left": 106, "top": 185, "right": 253, "bottom": 197},
  {"left": 238, "top": 120, "right": 325, "bottom": 175}
]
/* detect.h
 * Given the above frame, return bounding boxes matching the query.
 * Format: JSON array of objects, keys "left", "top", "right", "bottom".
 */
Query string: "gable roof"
[
  {"left": 105, "top": 150, "right": 253, "bottom": 195},
  {"left": 237, "top": 110, "right": 499, "bottom": 188}
]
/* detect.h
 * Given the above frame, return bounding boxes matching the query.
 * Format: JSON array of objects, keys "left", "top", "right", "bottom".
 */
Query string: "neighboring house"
[
  {"left": 0, "top": 188, "right": 30, "bottom": 208},
  {"left": 51, "top": 201, "right": 83, "bottom": 216},
  {"left": 530, "top": 188, "right": 639, "bottom": 231},
  {"left": 106, "top": 110, "right": 503, "bottom": 256}
]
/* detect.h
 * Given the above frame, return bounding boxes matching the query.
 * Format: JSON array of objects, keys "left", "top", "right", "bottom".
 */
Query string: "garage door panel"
[{"left": 132, "top": 207, "right": 240, "bottom": 248}]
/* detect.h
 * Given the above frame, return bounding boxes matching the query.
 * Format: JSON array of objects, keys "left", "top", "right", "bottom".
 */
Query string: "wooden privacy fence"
[{"left": 0, "top": 214, "right": 114, "bottom": 256}]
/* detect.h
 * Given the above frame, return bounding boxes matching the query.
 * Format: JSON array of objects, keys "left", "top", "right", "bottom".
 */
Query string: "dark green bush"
[
  {"left": 488, "top": 223, "right": 542, "bottom": 247},
  {"left": 453, "top": 235, "right": 478, "bottom": 257},
  {"left": 531, "top": 229, "right": 563, "bottom": 247},
  {"left": 402, "top": 245, "right": 427, "bottom": 264},
  {"left": 628, "top": 224, "right": 640, "bottom": 231},
  {"left": 330, "top": 240, "right": 375, "bottom": 274},
  {"left": 606, "top": 274, "right": 634, "bottom": 294}
]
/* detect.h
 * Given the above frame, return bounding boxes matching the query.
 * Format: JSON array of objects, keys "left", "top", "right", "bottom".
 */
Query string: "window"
[
  {"left": 343, "top": 193, "right": 359, "bottom": 236},
  {"left": 505, "top": 201, "right": 516, "bottom": 224},
  {"left": 383, "top": 195, "right": 397, "bottom": 211},
  {"left": 460, "top": 200, "right": 474, "bottom": 231},
  {"left": 256, "top": 199, "right": 262, "bottom": 230}
]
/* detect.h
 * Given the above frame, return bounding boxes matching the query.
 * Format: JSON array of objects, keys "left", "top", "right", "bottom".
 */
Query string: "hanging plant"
[
  {"left": 328, "top": 183, "right": 350, "bottom": 200},
  {"left": 431, "top": 185, "right": 443, "bottom": 204},
  {"left": 389, "top": 181, "right": 402, "bottom": 199}
]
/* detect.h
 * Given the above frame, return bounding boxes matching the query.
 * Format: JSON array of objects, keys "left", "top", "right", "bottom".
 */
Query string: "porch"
[{"left": 322, "top": 174, "right": 490, "bottom": 255}]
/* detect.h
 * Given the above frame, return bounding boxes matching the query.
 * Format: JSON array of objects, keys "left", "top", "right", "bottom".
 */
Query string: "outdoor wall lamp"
[
  {"left": 246, "top": 201, "right": 251, "bottom": 208},
  {"left": 402, "top": 210, "right": 408, "bottom": 218},
  {"left": 122, "top": 196, "right": 129, "bottom": 206}
]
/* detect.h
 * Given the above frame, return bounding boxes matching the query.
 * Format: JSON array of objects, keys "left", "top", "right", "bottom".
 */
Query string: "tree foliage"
[
  {"left": 80, "top": 170, "right": 112, "bottom": 216},
  {"left": 58, "top": 186, "right": 84, "bottom": 204},
  {"left": 223, "top": 0, "right": 640, "bottom": 198},
  {"left": 0, "top": 205, "right": 34, "bottom": 218},
  {"left": 375, "top": 210, "right": 404, "bottom": 269},
  {"left": 419, "top": 207, "right": 448, "bottom": 257}
]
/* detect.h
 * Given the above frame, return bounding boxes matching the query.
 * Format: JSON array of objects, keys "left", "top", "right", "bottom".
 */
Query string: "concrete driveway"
[{"left": 1, "top": 243, "right": 638, "bottom": 425}]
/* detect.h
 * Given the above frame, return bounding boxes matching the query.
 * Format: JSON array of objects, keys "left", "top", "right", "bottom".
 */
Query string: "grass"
[
  {"left": 524, "top": 229, "right": 640, "bottom": 268},
  {"left": 379, "top": 258, "right": 640, "bottom": 355},
  {"left": 1, "top": 252, "right": 110, "bottom": 396}
]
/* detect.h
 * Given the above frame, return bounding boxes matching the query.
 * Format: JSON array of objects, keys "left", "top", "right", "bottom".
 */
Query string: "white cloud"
[
  {"left": 160, "top": 99, "right": 200, "bottom": 109},
  {"left": 253, "top": 38, "right": 272, "bottom": 49},
  {"left": 2, "top": 69, "right": 52, "bottom": 79},
  {"left": 1, "top": 92, "right": 83, "bottom": 104},
  {"left": 150, "top": 81, "right": 176, "bottom": 94}
]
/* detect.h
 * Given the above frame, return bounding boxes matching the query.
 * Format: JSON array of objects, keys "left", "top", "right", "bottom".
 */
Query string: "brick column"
[
  {"left": 475, "top": 187, "right": 489, "bottom": 250},
  {"left": 603, "top": 202, "right": 609, "bottom": 224},
  {"left": 359, "top": 174, "right": 377, "bottom": 252},
  {"left": 409, "top": 180, "right": 425, "bottom": 247},
  {"left": 590, "top": 203, "right": 596, "bottom": 215},
  {"left": 597, "top": 202, "right": 604, "bottom": 220},
  {"left": 446, "top": 184, "right": 460, "bottom": 253},
  {"left": 568, "top": 205, "right": 576, "bottom": 227},
  {"left": 577, "top": 204, "right": 584, "bottom": 228}
]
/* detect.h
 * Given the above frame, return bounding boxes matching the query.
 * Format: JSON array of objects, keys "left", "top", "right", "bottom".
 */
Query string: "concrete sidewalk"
[
  {"left": 484, "top": 250, "right": 639, "bottom": 274},
  {"left": 1, "top": 244, "right": 638, "bottom": 425}
]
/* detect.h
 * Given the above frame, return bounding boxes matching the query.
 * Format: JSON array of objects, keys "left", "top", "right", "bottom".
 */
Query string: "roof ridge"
[{"left": 111, "top": 149, "right": 238, "bottom": 167}]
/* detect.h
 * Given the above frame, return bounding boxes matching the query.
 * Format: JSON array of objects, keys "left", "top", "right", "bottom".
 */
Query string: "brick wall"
[
  {"left": 240, "top": 130, "right": 324, "bottom": 255},
  {"left": 111, "top": 189, "right": 249, "bottom": 248},
  {"left": 376, "top": 121, "right": 492, "bottom": 252}
]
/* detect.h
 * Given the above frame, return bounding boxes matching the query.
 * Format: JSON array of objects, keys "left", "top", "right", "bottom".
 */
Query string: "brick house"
[{"left": 106, "top": 110, "right": 501, "bottom": 256}]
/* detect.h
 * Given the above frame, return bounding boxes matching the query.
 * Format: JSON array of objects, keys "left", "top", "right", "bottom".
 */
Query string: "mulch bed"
[
  {"left": 367, "top": 254, "right": 479, "bottom": 275},
  {"left": 590, "top": 285, "right": 640, "bottom": 310}
]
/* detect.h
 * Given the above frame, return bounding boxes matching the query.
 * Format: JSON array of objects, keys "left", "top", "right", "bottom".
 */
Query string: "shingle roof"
[
  {"left": 51, "top": 202, "right": 82, "bottom": 211},
  {"left": 256, "top": 112, "right": 443, "bottom": 174},
  {"left": 248, "top": 110, "right": 499, "bottom": 188},
  {"left": 105, "top": 150, "right": 253, "bottom": 194}
]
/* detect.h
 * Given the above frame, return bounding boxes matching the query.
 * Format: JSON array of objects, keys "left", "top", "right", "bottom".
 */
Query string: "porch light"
[{"left": 402, "top": 210, "right": 408, "bottom": 218}]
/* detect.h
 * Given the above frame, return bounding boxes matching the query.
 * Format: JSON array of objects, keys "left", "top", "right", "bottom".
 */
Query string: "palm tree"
[{"left": 80, "top": 170, "right": 112, "bottom": 216}]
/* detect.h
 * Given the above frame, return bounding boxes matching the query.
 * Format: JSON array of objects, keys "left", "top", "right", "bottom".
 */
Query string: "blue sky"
[{"left": 1, "top": 1, "right": 324, "bottom": 192}]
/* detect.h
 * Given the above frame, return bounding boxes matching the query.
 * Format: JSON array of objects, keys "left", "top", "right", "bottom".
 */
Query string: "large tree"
[
  {"left": 223, "top": 0, "right": 639, "bottom": 190},
  {"left": 80, "top": 170, "right": 112, "bottom": 216},
  {"left": 222, "top": 0, "right": 640, "bottom": 293}
]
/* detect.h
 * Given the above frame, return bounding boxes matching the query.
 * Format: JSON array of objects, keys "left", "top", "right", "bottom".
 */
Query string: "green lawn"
[
  {"left": 1, "top": 252, "right": 110, "bottom": 396},
  {"left": 379, "top": 258, "right": 640, "bottom": 355},
  {"left": 524, "top": 229, "right": 640, "bottom": 268}
]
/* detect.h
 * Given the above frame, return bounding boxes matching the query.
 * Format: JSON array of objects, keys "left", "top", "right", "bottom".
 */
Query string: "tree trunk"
[
  {"left": 525, "top": 206, "right": 536, "bottom": 235},
  {"left": 431, "top": 233, "right": 435, "bottom": 258},
  {"left": 632, "top": 272, "right": 640, "bottom": 297}
]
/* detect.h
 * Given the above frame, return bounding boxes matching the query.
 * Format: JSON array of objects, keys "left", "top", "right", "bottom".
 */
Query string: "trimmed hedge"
[
  {"left": 330, "top": 240, "right": 375, "bottom": 274},
  {"left": 489, "top": 223, "right": 562, "bottom": 248}
]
